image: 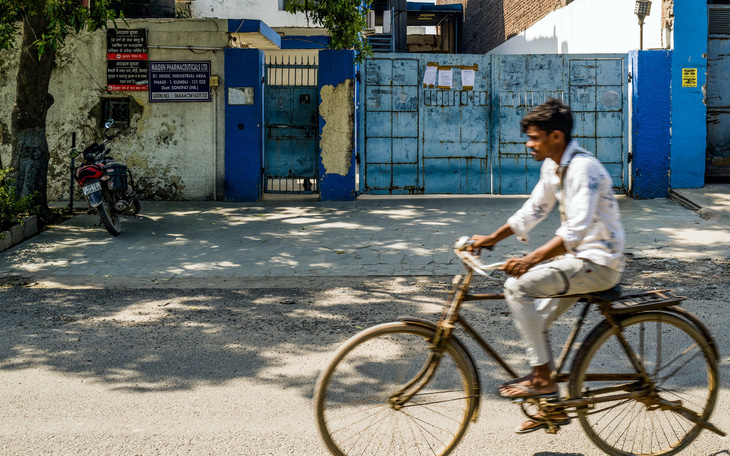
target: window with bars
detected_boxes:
[102,97,131,129]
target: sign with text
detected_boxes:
[107,28,148,91]
[149,61,211,102]
[107,60,149,91]
[682,68,698,88]
[107,29,148,60]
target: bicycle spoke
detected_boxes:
[659,386,708,412]
[401,409,449,453]
[401,395,474,410]
[340,407,389,454]
[657,346,701,384]
[330,404,390,437]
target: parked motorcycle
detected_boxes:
[70,119,141,236]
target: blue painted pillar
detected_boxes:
[630,50,671,199]
[670,0,708,189]
[224,48,264,201]
[318,49,357,201]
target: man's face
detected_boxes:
[525,125,562,162]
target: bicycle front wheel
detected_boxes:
[314,322,479,456]
[569,311,719,456]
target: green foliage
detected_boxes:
[0,0,122,57]
[0,168,35,233]
[285,0,373,62]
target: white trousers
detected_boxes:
[504,257,621,366]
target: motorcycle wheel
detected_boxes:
[130,196,141,215]
[98,200,121,236]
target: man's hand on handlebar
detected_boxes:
[468,235,496,252]
[501,256,539,278]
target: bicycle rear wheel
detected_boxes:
[314,322,479,456]
[569,311,719,456]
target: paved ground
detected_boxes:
[1,190,729,287]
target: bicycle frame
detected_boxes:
[437,268,650,392]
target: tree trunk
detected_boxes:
[10,3,56,212]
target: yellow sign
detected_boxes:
[682,68,697,88]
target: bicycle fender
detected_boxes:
[398,316,482,421]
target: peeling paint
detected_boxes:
[320,79,354,176]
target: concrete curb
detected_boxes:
[0,215,38,253]
[668,189,701,211]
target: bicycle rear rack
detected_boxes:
[608,289,686,314]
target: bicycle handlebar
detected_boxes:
[454,236,505,278]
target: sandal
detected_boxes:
[499,383,559,399]
[515,417,571,434]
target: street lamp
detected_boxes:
[635,0,652,50]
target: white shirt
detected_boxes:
[507,140,625,272]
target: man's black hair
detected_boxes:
[520,98,573,143]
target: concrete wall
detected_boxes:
[670,0,707,188]
[490,0,664,54]
[630,50,671,199]
[0,19,228,201]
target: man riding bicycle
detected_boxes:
[470,98,625,433]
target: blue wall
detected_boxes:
[670,0,708,189]
[318,49,358,201]
[630,50,672,199]
[224,48,264,201]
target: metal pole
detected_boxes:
[639,17,645,50]
[69,132,76,213]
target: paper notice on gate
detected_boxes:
[437,67,452,90]
[461,69,475,90]
[423,65,437,88]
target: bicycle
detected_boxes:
[314,237,725,456]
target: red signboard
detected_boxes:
[107,53,149,60]
[107,85,149,91]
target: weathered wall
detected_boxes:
[0,19,228,201]
[489,0,664,54]
[318,50,357,201]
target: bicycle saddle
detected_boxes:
[584,285,622,303]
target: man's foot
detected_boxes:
[499,383,559,399]
[515,412,570,434]
[499,363,557,398]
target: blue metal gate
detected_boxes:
[264,54,319,193]
[360,53,628,194]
